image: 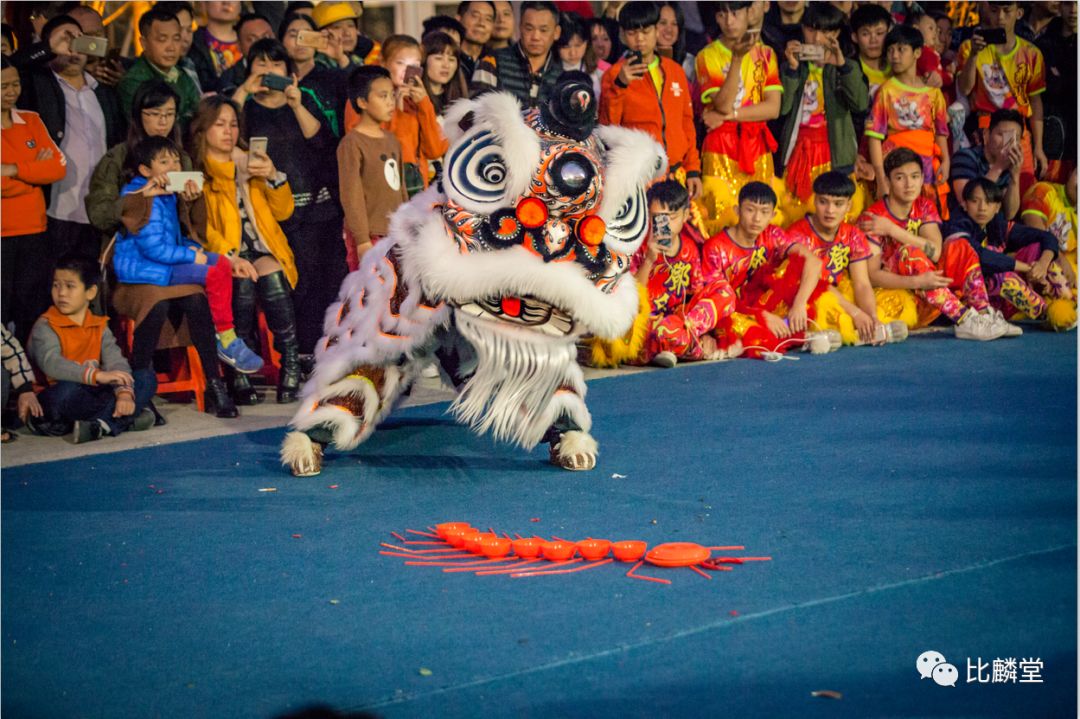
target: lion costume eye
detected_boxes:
[604,188,647,243]
[445,130,509,211]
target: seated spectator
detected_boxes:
[950,109,1025,220]
[787,171,915,345]
[235,37,342,381]
[600,2,700,198]
[216,13,275,95]
[338,66,407,270]
[1022,168,1077,288]
[457,1,496,78]
[865,25,950,216]
[702,182,828,359]
[696,1,782,231]
[588,16,623,65]
[13,14,126,263]
[2,326,43,441]
[187,0,242,92]
[957,2,1047,190]
[556,12,602,97]
[775,2,868,225]
[279,12,346,137]
[945,177,1074,330]
[423,31,469,118]
[190,96,301,405]
[379,35,449,197]
[490,1,516,51]
[422,16,464,47]
[630,180,736,368]
[154,2,202,93]
[117,7,200,128]
[312,1,379,70]
[27,256,157,443]
[1,55,67,344]
[472,1,564,109]
[858,147,1013,340]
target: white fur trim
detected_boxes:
[554,430,598,470]
[280,431,319,475]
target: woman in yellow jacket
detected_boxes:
[190,96,302,404]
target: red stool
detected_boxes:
[256,309,282,385]
[117,317,206,412]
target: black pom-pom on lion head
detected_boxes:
[541,72,597,141]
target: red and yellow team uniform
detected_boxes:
[695,41,782,231]
[786,216,917,343]
[865,78,951,217]
[702,225,826,358]
[957,36,1046,187]
[860,197,991,326]
[630,226,736,361]
[1022,181,1077,276]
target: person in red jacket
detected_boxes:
[1,55,67,343]
[599,2,700,199]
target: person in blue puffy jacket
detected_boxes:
[115,136,264,373]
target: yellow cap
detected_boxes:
[312,2,361,29]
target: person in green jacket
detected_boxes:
[117,7,201,129]
[775,2,869,227]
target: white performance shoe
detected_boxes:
[954,310,1007,341]
[987,308,1023,337]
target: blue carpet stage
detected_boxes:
[3,332,1076,718]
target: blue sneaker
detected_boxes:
[217,337,264,374]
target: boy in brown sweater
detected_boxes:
[338,65,408,271]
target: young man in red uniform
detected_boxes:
[857,147,1014,340]
[702,182,828,358]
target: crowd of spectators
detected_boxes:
[0,0,1076,446]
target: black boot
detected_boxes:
[258,271,301,404]
[230,277,261,406]
[206,377,239,418]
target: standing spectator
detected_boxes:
[422,31,470,117]
[1,55,67,344]
[457,1,496,78]
[190,95,302,404]
[849,4,893,118]
[472,1,564,109]
[490,1,517,51]
[236,38,343,381]
[422,16,465,47]
[381,35,449,196]
[14,15,125,263]
[68,6,125,90]
[280,12,346,138]
[556,12,602,96]
[599,2,700,199]
[1034,1,1076,183]
[117,7,201,128]
[695,1,782,231]
[761,0,805,56]
[1017,1,1061,41]
[950,109,1025,220]
[775,2,868,225]
[312,1,379,70]
[656,1,690,78]
[154,2,203,94]
[2,327,43,441]
[216,13,275,95]
[187,0,242,92]
[957,2,1047,190]
[588,16,623,64]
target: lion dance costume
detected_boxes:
[280,74,666,477]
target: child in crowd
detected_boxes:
[866,25,951,217]
[702,182,828,358]
[338,66,408,271]
[858,148,1014,340]
[380,34,449,197]
[775,2,868,225]
[28,257,157,443]
[786,171,913,345]
[907,10,951,99]
[600,2,701,199]
[695,1,782,232]
[1022,169,1077,289]
[945,177,1075,330]
[957,1,1047,190]
[631,180,736,368]
[114,136,264,374]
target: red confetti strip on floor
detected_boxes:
[511,558,612,578]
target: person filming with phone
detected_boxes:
[950,109,1026,222]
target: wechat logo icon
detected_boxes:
[917,650,958,687]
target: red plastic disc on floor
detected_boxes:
[644,542,710,567]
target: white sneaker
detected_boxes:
[987,309,1023,337]
[651,351,678,368]
[954,310,1006,341]
[855,320,909,346]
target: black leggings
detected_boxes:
[131,295,221,381]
